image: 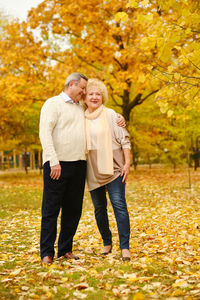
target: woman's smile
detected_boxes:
[85,86,103,112]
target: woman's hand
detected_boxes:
[121,163,130,183]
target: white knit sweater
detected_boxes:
[39,95,86,166]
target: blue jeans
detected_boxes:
[90,176,130,249]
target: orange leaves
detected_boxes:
[0,0,200,146]
[1,167,200,298]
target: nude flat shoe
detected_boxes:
[101,245,112,255]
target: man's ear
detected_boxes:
[69,80,75,88]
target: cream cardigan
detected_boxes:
[85,107,131,191]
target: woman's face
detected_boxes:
[85,86,103,112]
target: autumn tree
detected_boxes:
[122,0,200,115]
[0,16,52,149]
[1,0,200,161]
[26,0,165,121]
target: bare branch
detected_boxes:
[74,52,103,71]
[113,57,123,69]
[110,93,123,107]
[187,58,200,72]
[140,89,159,103]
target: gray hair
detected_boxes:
[65,72,88,87]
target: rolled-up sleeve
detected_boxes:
[111,111,131,149]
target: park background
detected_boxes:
[0,0,200,299]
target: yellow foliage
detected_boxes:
[140,0,149,6]
[133,292,145,300]
[1,0,200,142]
[115,12,128,22]
[126,0,138,8]
[167,110,174,117]
[172,289,185,296]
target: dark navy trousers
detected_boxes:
[40,160,86,259]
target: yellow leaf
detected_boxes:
[138,74,146,83]
[182,8,190,17]
[145,14,153,21]
[49,264,58,269]
[186,28,192,35]
[167,110,174,117]
[10,268,22,277]
[30,295,40,299]
[172,289,185,296]
[166,88,175,97]
[145,256,153,263]
[141,37,156,50]
[167,66,174,73]
[174,73,181,80]
[159,102,168,114]
[115,12,128,22]
[126,275,153,282]
[159,46,172,63]
[172,279,188,288]
[141,0,149,6]
[133,292,145,300]
[61,277,69,282]
[126,0,138,8]
[0,234,9,239]
[125,273,137,280]
[46,292,52,298]
[21,286,29,291]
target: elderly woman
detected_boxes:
[84,78,131,261]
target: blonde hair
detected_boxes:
[86,78,108,104]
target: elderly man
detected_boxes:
[39,73,88,264]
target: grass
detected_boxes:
[0,166,200,299]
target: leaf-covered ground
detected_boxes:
[0,166,200,300]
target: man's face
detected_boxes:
[70,78,87,102]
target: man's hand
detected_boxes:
[50,164,61,180]
[120,163,130,183]
[117,114,126,128]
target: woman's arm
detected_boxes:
[121,148,131,183]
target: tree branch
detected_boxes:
[74,52,103,71]
[187,58,200,72]
[107,82,123,107]
[140,89,159,103]
[110,93,123,107]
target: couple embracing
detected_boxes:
[39,73,131,265]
